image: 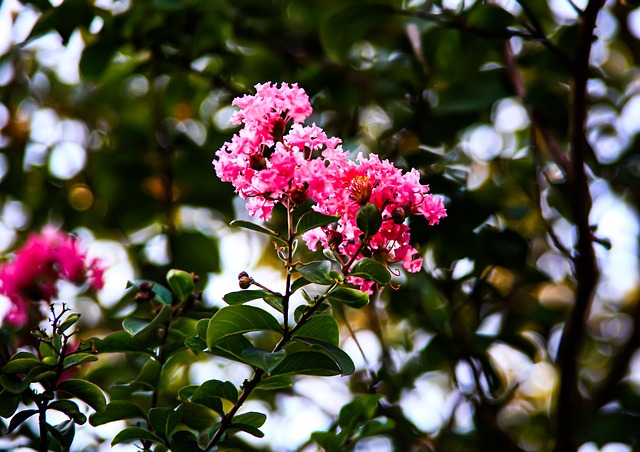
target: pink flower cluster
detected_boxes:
[0,228,104,327]
[214,82,446,289]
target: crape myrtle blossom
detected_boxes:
[213,82,446,290]
[0,227,104,327]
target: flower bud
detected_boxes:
[326,230,343,247]
[271,117,286,141]
[249,152,267,171]
[391,207,407,224]
[238,271,252,289]
[289,183,309,205]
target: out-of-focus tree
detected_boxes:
[1,0,640,450]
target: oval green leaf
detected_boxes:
[297,261,335,285]
[350,258,391,285]
[57,379,107,412]
[293,315,339,346]
[206,305,281,349]
[328,286,370,309]
[111,427,165,447]
[271,351,341,377]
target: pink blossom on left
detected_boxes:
[0,227,104,327]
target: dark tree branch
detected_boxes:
[554,1,605,451]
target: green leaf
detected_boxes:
[79,42,117,80]
[133,358,162,389]
[297,261,335,285]
[173,230,221,275]
[89,401,147,426]
[350,258,391,285]
[149,407,181,440]
[8,409,38,433]
[312,431,342,451]
[0,375,30,394]
[338,394,382,434]
[206,305,281,349]
[223,289,285,312]
[0,390,21,417]
[122,317,150,335]
[291,337,355,376]
[229,423,264,438]
[58,313,81,334]
[89,331,152,354]
[177,385,198,402]
[292,315,339,346]
[234,411,267,428]
[185,336,207,352]
[167,269,195,302]
[271,352,341,377]
[127,280,173,305]
[295,211,339,236]
[191,379,238,415]
[230,220,286,244]
[196,318,208,338]
[322,3,396,64]
[240,348,287,373]
[437,69,511,114]
[58,379,107,412]
[466,3,516,37]
[62,353,98,370]
[2,357,43,374]
[291,277,311,293]
[49,400,87,424]
[223,290,272,305]
[209,334,254,363]
[47,419,75,450]
[38,340,59,361]
[256,375,292,390]
[356,203,382,238]
[111,427,165,446]
[358,418,396,438]
[328,286,370,309]
[31,370,57,382]
[134,305,173,345]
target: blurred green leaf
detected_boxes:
[230,220,287,245]
[322,3,396,64]
[111,427,165,447]
[338,394,382,435]
[90,401,147,426]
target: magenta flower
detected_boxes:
[213,82,446,291]
[0,227,104,327]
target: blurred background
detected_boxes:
[1,0,640,450]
